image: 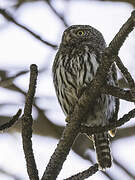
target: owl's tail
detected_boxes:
[92,132,112,170]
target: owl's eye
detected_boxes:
[77,30,85,36]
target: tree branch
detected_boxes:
[46,1,69,27]
[115,56,135,88]
[0,109,21,131]
[114,125,135,140]
[0,9,57,49]
[101,85,134,102]
[64,164,98,180]
[0,167,23,180]
[21,64,39,180]
[113,158,135,179]
[0,70,28,88]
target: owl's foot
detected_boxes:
[65,116,70,123]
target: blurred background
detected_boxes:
[0,0,135,179]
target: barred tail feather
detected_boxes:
[93,132,112,170]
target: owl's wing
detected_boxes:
[108,63,119,137]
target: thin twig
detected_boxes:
[101,85,134,102]
[21,64,39,180]
[115,56,135,88]
[101,171,115,180]
[0,109,21,131]
[115,56,135,100]
[0,9,57,49]
[113,158,135,179]
[116,125,135,140]
[0,167,23,180]
[46,1,69,27]
[99,0,135,8]
[0,70,28,87]
[64,164,98,180]
[42,10,135,180]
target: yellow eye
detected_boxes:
[77,30,85,36]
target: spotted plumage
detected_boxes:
[52,25,117,169]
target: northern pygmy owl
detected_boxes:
[52,25,117,169]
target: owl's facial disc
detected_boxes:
[62,26,88,45]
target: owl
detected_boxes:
[52,25,117,170]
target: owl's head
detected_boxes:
[61,25,106,49]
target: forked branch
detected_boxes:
[21,64,39,180]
